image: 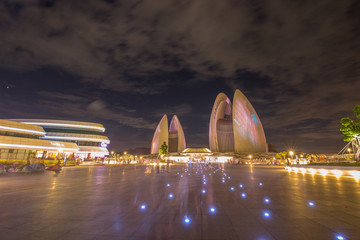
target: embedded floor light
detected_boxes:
[336,234,345,240]
[184,216,191,224]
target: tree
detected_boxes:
[276,151,287,161]
[159,141,168,156]
[340,105,360,160]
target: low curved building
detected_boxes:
[209,89,267,153]
[0,119,78,161]
[9,119,109,159]
[151,114,186,154]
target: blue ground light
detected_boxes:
[241,193,246,198]
[259,182,263,186]
[263,211,270,218]
[140,204,146,210]
[230,187,235,191]
[209,207,216,213]
[308,201,315,207]
[167,183,170,187]
[264,198,270,203]
[184,216,191,224]
[336,234,346,240]
[202,190,206,194]
[169,194,173,198]
[239,184,243,188]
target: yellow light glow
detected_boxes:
[22,122,105,131]
[0,125,45,135]
[309,168,317,175]
[349,171,360,182]
[249,155,252,159]
[347,148,351,152]
[293,168,299,173]
[43,136,110,143]
[289,151,294,156]
[300,168,306,174]
[331,170,342,178]
[124,151,127,155]
[319,169,328,176]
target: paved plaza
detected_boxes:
[0,164,359,240]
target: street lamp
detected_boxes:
[124,151,127,155]
[289,151,294,163]
[347,148,351,153]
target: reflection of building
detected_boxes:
[0,119,78,161]
[151,115,186,154]
[209,89,267,153]
[10,119,109,159]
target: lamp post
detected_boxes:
[347,148,352,160]
[249,155,252,164]
[289,151,294,164]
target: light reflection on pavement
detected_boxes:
[0,163,359,240]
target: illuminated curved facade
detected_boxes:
[10,119,109,159]
[169,115,186,153]
[209,89,267,153]
[151,115,169,154]
[0,119,78,161]
[151,114,186,154]
[232,89,267,152]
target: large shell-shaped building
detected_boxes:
[151,114,186,154]
[209,89,267,153]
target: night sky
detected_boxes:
[1,0,360,153]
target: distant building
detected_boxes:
[0,119,78,161]
[167,148,233,162]
[9,119,109,159]
[151,115,186,154]
[209,89,267,153]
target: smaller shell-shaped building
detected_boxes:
[209,89,267,153]
[151,114,186,154]
[151,114,169,154]
[168,115,186,153]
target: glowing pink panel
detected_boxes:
[151,114,169,154]
[169,115,186,152]
[232,89,267,152]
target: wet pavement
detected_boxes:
[0,163,359,240]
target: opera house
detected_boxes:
[151,115,186,154]
[209,89,267,153]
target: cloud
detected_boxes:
[153,104,192,118]
[37,91,88,102]
[0,0,359,152]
